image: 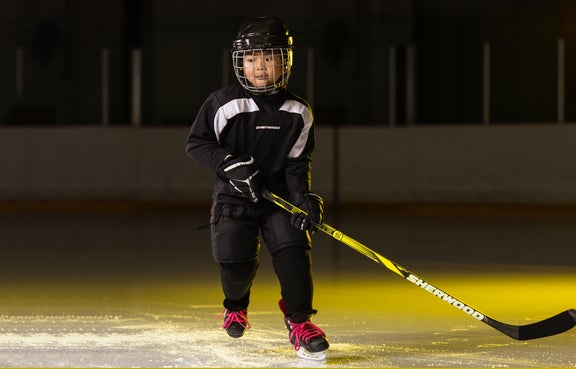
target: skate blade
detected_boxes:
[296,347,327,362]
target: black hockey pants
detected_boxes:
[210,201,316,321]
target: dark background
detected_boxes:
[2,0,576,281]
[2,0,576,126]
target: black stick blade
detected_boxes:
[485,309,576,340]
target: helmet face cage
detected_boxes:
[232,47,292,95]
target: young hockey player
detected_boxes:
[185,16,329,360]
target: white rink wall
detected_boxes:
[2,125,576,204]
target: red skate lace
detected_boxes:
[289,321,325,351]
[221,310,251,330]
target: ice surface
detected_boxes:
[0,210,575,367]
[0,274,574,368]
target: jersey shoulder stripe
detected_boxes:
[280,100,314,158]
[214,98,259,143]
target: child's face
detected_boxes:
[243,51,284,88]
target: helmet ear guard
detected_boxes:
[231,17,293,95]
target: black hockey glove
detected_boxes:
[218,155,263,203]
[289,192,324,232]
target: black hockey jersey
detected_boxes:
[186,84,315,204]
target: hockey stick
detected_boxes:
[262,190,576,340]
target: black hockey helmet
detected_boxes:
[232,16,293,51]
[231,16,293,95]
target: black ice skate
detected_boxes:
[222,309,250,338]
[279,299,329,361]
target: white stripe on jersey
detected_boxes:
[214,98,260,143]
[280,100,313,158]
